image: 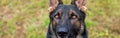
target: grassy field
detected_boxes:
[0,0,120,38]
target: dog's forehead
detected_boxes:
[50,5,85,18]
[56,5,79,12]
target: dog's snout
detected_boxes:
[57,28,68,36]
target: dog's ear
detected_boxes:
[48,0,63,12]
[71,0,87,11]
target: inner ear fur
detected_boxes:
[71,0,87,12]
[48,0,63,12]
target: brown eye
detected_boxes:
[54,15,59,19]
[72,15,77,19]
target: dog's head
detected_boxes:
[48,0,87,38]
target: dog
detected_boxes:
[47,0,88,38]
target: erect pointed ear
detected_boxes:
[71,0,87,12]
[48,0,63,12]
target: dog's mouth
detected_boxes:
[56,33,76,38]
[57,33,68,38]
[57,35,69,38]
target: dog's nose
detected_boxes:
[57,28,68,36]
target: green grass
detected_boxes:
[0,0,120,38]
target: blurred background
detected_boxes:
[0,0,120,38]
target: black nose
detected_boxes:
[57,28,68,36]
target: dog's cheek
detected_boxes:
[52,19,59,29]
[74,21,81,29]
[71,20,81,29]
[52,20,57,29]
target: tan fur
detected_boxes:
[48,0,58,12]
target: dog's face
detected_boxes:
[48,0,87,38]
[50,5,85,38]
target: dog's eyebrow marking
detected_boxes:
[55,9,62,14]
[70,9,77,14]
[69,9,79,18]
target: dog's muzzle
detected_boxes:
[56,27,69,38]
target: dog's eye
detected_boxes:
[71,15,77,19]
[54,15,59,19]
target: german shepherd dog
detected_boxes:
[47,0,88,38]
